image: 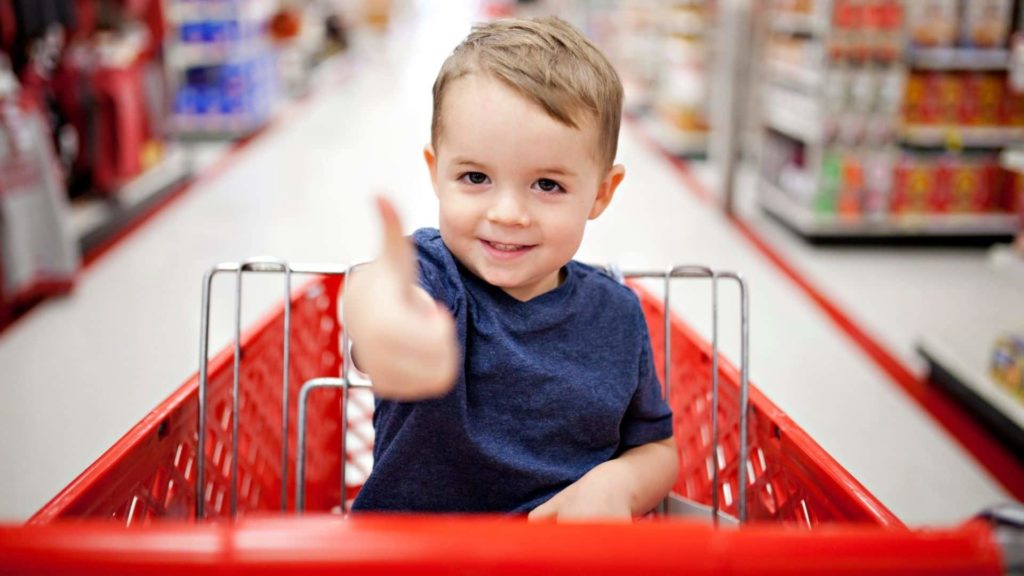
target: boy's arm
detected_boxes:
[527,436,679,522]
[343,196,459,400]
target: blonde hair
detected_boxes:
[431,16,623,169]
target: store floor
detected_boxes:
[0,4,1018,524]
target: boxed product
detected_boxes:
[817,149,843,214]
[891,154,937,213]
[907,0,959,48]
[902,73,929,124]
[935,73,965,126]
[837,152,864,216]
[999,77,1024,126]
[960,0,1013,48]
[1003,170,1024,213]
[991,334,1024,402]
[942,156,1001,213]
[962,73,1005,126]
[863,148,896,216]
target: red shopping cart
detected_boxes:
[2,260,1016,575]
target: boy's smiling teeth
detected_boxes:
[485,240,531,251]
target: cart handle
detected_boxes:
[0,516,1010,575]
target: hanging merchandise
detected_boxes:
[0,61,80,321]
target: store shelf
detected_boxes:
[759,178,1019,243]
[918,335,1024,456]
[664,11,707,37]
[641,115,709,158]
[770,13,823,36]
[1001,147,1024,173]
[907,48,1010,71]
[762,87,823,144]
[72,146,192,254]
[764,59,823,93]
[167,0,276,24]
[899,125,1024,148]
[167,42,265,68]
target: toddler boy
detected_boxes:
[345,16,678,520]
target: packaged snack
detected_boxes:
[931,154,955,213]
[962,73,1004,126]
[1000,170,1024,213]
[838,152,864,216]
[902,73,928,124]
[863,148,895,216]
[991,334,1024,402]
[907,0,959,48]
[935,73,965,126]
[999,77,1024,126]
[817,149,843,214]
[891,154,935,213]
[947,158,987,213]
[960,0,1013,48]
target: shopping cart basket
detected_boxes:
[4,260,1017,575]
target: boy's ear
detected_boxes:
[588,164,626,220]
[423,144,439,191]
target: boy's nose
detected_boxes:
[486,189,531,227]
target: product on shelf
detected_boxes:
[891,152,1011,214]
[906,0,959,48]
[168,0,280,137]
[991,334,1024,402]
[960,0,1013,49]
[760,0,1021,239]
[830,0,903,61]
[903,71,1024,128]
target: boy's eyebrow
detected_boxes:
[452,157,486,167]
[535,166,577,177]
[451,157,578,177]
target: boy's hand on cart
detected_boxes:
[527,460,633,522]
[344,195,459,400]
[528,438,677,523]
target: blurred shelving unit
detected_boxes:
[164,0,281,140]
[584,0,714,158]
[757,0,1024,245]
[915,102,1024,458]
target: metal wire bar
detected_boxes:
[296,378,343,514]
[295,376,373,514]
[614,266,720,522]
[718,272,750,523]
[196,262,347,520]
[710,272,721,526]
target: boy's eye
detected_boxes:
[460,172,490,185]
[534,178,564,193]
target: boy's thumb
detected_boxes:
[375,195,414,282]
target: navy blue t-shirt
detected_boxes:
[351,228,673,514]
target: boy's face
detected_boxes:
[425,74,625,302]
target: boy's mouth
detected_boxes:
[481,239,534,258]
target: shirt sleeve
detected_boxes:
[412,229,453,308]
[619,308,674,450]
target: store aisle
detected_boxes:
[0,3,1011,525]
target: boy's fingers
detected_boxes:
[375,195,415,286]
[527,496,560,522]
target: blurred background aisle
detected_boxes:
[0,0,1021,526]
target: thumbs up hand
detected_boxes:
[344,196,458,400]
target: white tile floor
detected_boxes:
[0,2,1018,524]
